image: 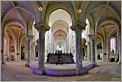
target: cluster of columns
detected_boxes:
[33,20,97,73]
[88,31,121,64]
[71,21,97,68]
[33,20,88,74]
[1,26,34,67]
[1,23,101,69]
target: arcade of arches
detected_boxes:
[1,1,121,80]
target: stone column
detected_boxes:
[76,30,82,68]
[25,35,34,67]
[71,22,87,69]
[7,40,10,61]
[1,33,5,64]
[106,42,109,62]
[33,22,49,75]
[88,34,97,66]
[102,42,107,62]
[39,31,45,66]
[31,42,35,61]
[87,42,91,61]
[16,40,20,62]
[118,28,121,64]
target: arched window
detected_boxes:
[82,19,90,41]
[110,37,116,55]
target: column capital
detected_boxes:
[31,42,36,46]
[88,34,96,40]
[26,35,34,41]
[71,21,87,32]
[34,21,50,32]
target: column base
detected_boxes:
[44,68,88,76]
[25,63,30,67]
[32,68,45,75]
[33,67,89,76]
[77,68,88,75]
[92,63,98,67]
[117,61,121,64]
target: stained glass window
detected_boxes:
[110,37,116,55]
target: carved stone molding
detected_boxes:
[88,34,96,40]
[26,35,34,41]
[71,21,87,31]
[34,21,50,32]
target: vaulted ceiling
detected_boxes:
[1,1,121,35]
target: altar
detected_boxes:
[46,51,75,64]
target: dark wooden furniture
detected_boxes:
[46,52,75,64]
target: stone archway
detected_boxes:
[4,30,16,61]
[20,37,27,61]
[53,29,67,53]
[44,9,75,63]
[96,19,119,62]
[96,42,102,60]
[21,43,25,60]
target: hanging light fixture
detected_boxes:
[77,8,81,13]
[38,5,43,12]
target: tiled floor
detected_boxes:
[1,61,121,81]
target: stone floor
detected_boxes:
[1,61,121,81]
[31,61,93,69]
